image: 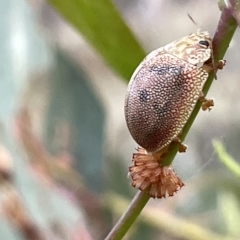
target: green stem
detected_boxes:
[105,6,237,240]
[105,191,150,240]
[104,192,239,240]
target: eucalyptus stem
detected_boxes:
[105,191,150,240]
[105,6,237,240]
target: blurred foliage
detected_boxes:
[47,0,146,80]
[0,0,240,240]
[44,51,105,193]
[213,140,240,179]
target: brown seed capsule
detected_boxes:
[128,147,184,198]
[124,30,220,198]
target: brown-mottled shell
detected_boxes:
[125,31,213,153]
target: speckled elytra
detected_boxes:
[124,30,225,198]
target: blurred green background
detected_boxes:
[0,0,240,239]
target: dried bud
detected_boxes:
[129,147,184,198]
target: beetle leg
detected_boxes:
[203,59,226,79]
[216,60,226,70]
[173,137,188,153]
[199,92,214,111]
[202,63,214,74]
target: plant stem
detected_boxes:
[105,190,150,240]
[105,6,237,240]
[104,192,239,240]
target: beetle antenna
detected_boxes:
[187,13,198,26]
[187,13,201,33]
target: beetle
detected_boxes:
[125,30,225,198]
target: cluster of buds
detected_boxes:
[128,147,184,198]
